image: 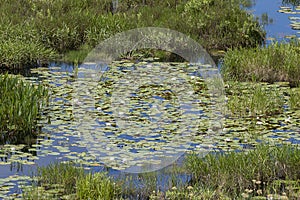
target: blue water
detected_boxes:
[251,0,300,43]
[1,0,300,197]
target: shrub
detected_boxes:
[0,24,57,68]
[182,0,265,51]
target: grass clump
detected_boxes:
[289,87,300,110]
[226,83,284,117]
[222,43,300,86]
[23,162,121,200]
[76,173,121,200]
[185,144,300,199]
[0,73,48,142]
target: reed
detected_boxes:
[222,43,300,86]
[185,144,300,199]
[0,73,48,138]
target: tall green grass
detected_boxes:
[0,73,48,139]
[76,172,121,200]
[182,0,265,51]
[289,87,300,110]
[222,43,300,86]
[185,144,300,199]
[23,162,121,200]
[227,83,284,117]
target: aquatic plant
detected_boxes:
[185,144,300,199]
[0,73,48,140]
[226,82,285,117]
[23,162,122,200]
[183,0,265,51]
[0,0,265,66]
[0,24,57,68]
[222,42,300,86]
[76,172,121,200]
[289,87,300,110]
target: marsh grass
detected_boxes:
[182,0,265,51]
[0,73,48,141]
[0,0,265,67]
[0,24,57,68]
[227,83,284,117]
[76,172,121,200]
[23,162,121,200]
[289,87,300,110]
[37,162,84,195]
[185,144,300,199]
[222,43,300,86]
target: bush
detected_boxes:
[182,0,265,51]
[0,0,266,66]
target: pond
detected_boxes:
[252,0,300,43]
[1,0,300,198]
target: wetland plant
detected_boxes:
[0,73,48,142]
[222,43,300,86]
[227,83,284,117]
[289,87,300,110]
[23,162,122,200]
[184,144,300,199]
[0,0,265,66]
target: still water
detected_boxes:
[0,0,300,198]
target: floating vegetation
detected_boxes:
[0,61,300,198]
[0,73,48,143]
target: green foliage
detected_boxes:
[183,0,265,51]
[36,162,84,195]
[186,144,300,199]
[226,83,284,117]
[23,162,121,200]
[76,173,121,200]
[0,24,57,68]
[289,87,300,110]
[222,43,300,86]
[0,73,48,140]
[0,0,265,66]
